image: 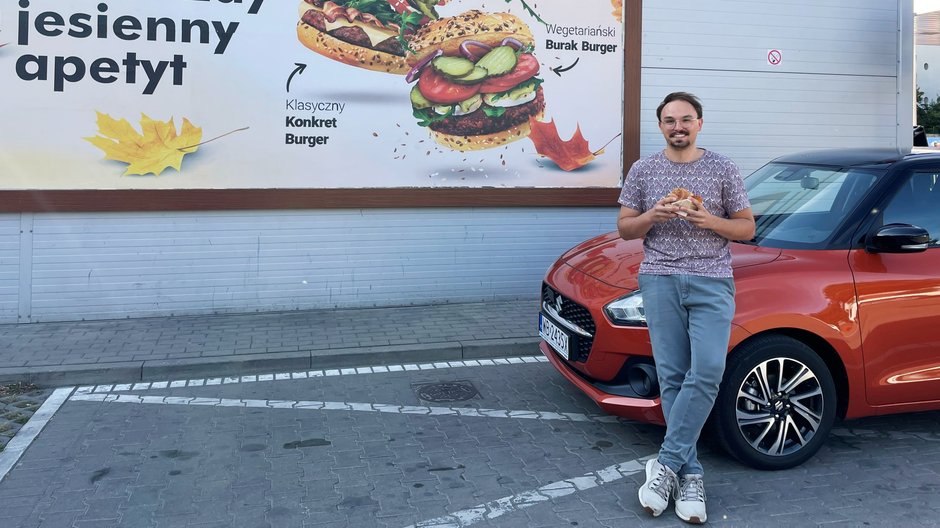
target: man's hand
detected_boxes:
[676,196,712,228]
[649,194,681,225]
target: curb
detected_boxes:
[0,338,541,388]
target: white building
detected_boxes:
[0,0,914,323]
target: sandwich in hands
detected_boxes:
[404,10,546,151]
[297,0,450,74]
[668,187,702,217]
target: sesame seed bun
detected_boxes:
[407,10,535,67]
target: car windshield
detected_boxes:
[744,162,881,247]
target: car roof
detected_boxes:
[771,148,940,169]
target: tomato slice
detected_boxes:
[388,1,431,26]
[418,67,481,105]
[479,54,540,94]
[387,0,411,14]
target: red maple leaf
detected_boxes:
[528,117,597,171]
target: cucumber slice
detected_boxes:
[483,89,537,108]
[410,85,433,110]
[432,56,475,78]
[457,94,482,115]
[506,80,539,100]
[452,66,489,85]
[433,104,455,115]
[482,78,542,107]
[475,46,517,77]
[434,95,483,116]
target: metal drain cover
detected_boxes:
[413,381,479,403]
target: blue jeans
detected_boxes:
[638,274,735,477]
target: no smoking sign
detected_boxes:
[767,49,782,65]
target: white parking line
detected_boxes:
[72,356,550,395]
[68,393,622,423]
[60,357,652,527]
[406,457,652,528]
[0,387,74,483]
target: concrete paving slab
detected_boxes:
[0,301,539,387]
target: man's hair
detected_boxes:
[656,92,703,121]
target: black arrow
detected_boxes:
[286,63,307,93]
[551,57,579,77]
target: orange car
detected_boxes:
[539,148,940,470]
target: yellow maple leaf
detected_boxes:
[85,112,203,176]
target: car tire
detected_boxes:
[712,334,837,470]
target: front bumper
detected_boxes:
[540,341,665,425]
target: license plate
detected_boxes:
[539,313,569,360]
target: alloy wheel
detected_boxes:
[734,357,825,457]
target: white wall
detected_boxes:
[917,45,940,101]
[2,208,615,323]
[0,215,20,322]
[641,0,909,173]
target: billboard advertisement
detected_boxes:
[0,0,628,192]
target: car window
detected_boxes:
[883,171,940,246]
[749,168,845,214]
[746,163,879,245]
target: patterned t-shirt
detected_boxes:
[618,149,751,278]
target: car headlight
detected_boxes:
[604,291,647,326]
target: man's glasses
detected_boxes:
[660,117,699,129]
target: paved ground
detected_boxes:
[0,300,538,462]
[1,301,940,526]
[1,358,939,527]
[0,300,539,387]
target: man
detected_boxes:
[617,92,755,524]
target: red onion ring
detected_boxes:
[459,40,493,62]
[405,49,443,83]
[500,37,524,50]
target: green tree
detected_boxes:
[917,85,926,125]
[916,85,940,134]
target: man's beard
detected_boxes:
[668,133,692,149]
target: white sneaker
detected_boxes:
[638,458,677,517]
[675,474,707,524]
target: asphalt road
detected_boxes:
[1,356,938,527]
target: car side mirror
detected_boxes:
[866,223,930,253]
